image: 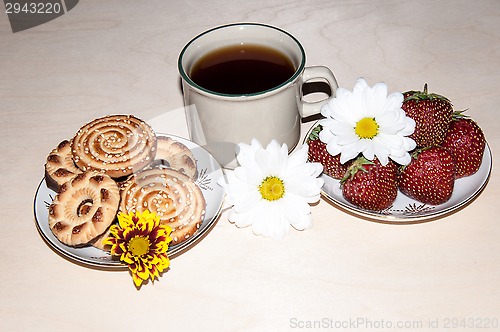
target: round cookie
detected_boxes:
[48,171,120,247]
[71,114,157,178]
[91,225,113,252]
[119,167,206,245]
[45,140,82,191]
[152,137,198,179]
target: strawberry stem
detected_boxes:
[452,109,469,121]
[308,124,323,140]
[340,156,374,184]
[403,83,451,104]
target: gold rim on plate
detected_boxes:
[33,133,225,269]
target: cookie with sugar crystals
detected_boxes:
[119,167,206,245]
[149,136,198,179]
[71,114,157,178]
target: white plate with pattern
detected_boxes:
[33,134,225,268]
[306,123,492,223]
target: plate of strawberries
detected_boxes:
[307,84,492,222]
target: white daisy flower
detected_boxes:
[218,139,324,240]
[319,78,416,166]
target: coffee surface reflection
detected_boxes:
[190,44,296,95]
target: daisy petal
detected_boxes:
[319,78,416,166]
[390,152,412,166]
[222,138,324,240]
[340,146,360,164]
[283,195,313,230]
[385,92,404,110]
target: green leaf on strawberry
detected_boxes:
[402,83,453,148]
[341,156,398,211]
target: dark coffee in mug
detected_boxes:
[190,44,296,95]
[179,23,338,168]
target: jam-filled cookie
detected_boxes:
[48,171,120,247]
[44,140,82,191]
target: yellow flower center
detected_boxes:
[355,117,379,139]
[128,236,150,257]
[259,176,285,201]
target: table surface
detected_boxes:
[1,1,499,331]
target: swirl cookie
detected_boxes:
[71,114,157,178]
[48,171,120,247]
[151,136,198,179]
[120,167,206,245]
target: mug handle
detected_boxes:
[299,66,339,118]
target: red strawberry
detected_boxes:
[341,157,398,211]
[442,112,486,178]
[307,125,349,179]
[398,147,455,205]
[402,84,453,147]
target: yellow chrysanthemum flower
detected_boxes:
[103,210,172,287]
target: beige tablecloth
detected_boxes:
[1,1,499,331]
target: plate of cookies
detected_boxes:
[34,114,225,268]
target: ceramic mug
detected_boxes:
[178,23,338,169]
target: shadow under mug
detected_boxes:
[178,23,338,169]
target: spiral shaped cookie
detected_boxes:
[151,136,197,179]
[45,140,82,191]
[120,167,206,245]
[48,171,120,247]
[71,115,157,178]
